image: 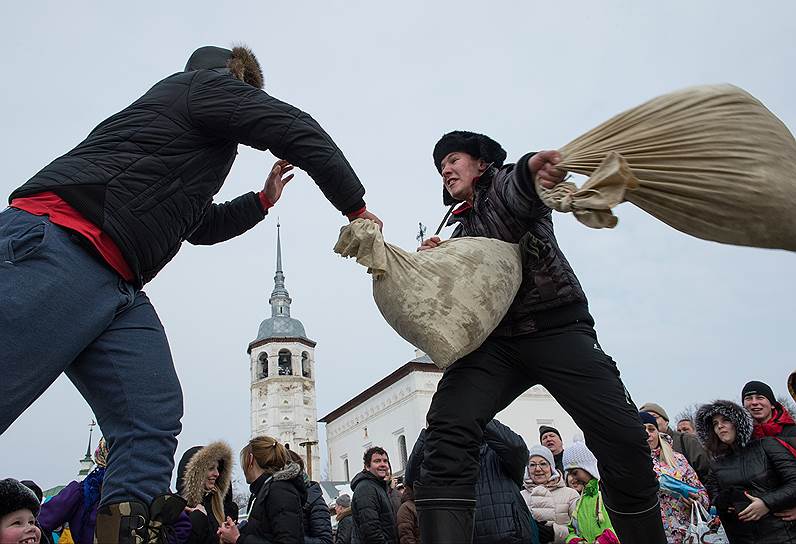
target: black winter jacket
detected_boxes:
[707,437,796,543]
[304,481,333,544]
[447,158,590,337]
[11,59,365,286]
[334,509,354,544]
[350,470,398,544]
[407,421,538,544]
[239,465,307,544]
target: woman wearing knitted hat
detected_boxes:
[561,441,618,544]
[639,412,709,544]
[695,400,796,543]
[38,438,109,544]
[522,445,580,543]
[0,478,41,544]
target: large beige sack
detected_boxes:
[334,219,522,368]
[537,84,796,251]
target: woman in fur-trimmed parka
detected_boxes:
[696,400,796,543]
[177,442,239,544]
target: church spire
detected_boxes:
[269,222,292,318]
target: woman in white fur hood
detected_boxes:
[521,444,580,543]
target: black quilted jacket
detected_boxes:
[447,155,591,337]
[11,62,365,286]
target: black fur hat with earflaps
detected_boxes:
[433,131,507,205]
[185,45,264,89]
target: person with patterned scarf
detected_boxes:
[38,439,108,544]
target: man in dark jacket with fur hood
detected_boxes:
[0,44,381,544]
[415,131,666,543]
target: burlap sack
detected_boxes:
[536,84,796,251]
[334,219,522,368]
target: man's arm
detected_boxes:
[498,151,565,222]
[187,71,366,216]
[482,420,529,486]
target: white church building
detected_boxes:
[320,352,581,482]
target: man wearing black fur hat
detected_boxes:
[415,131,666,543]
[1,45,381,543]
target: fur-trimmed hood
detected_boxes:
[695,400,755,449]
[177,441,233,522]
[271,461,302,482]
[184,45,264,89]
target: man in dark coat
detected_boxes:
[334,494,354,544]
[741,380,796,523]
[350,447,398,544]
[408,421,544,544]
[415,131,666,543]
[0,44,381,544]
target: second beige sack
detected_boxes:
[334,219,522,368]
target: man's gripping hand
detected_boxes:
[529,150,566,189]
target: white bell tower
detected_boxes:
[248,223,321,480]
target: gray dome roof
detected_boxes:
[256,316,307,341]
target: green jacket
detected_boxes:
[566,479,617,543]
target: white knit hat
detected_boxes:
[562,440,600,480]
[528,444,559,480]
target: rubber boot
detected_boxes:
[415,483,476,544]
[606,501,667,544]
[94,501,149,544]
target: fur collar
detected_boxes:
[272,461,302,481]
[228,46,264,89]
[178,441,233,521]
[695,400,754,449]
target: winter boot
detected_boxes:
[94,501,149,544]
[415,483,476,544]
[605,501,667,544]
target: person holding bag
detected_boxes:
[640,412,709,543]
[695,400,796,543]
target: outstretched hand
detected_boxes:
[216,516,240,543]
[262,159,294,206]
[529,150,566,189]
[350,209,384,231]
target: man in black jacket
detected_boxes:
[415,131,666,543]
[350,447,398,544]
[408,420,547,544]
[0,45,381,544]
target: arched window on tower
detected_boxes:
[278,349,292,375]
[343,458,350,482]
[398,435,408,470]
[257,352,268,379]
[302,352,311,378]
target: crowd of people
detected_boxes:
[2,377,794,544]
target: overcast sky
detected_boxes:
[1,1,793,490]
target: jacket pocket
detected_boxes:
[5,220,48,264]
[132,176,183,216]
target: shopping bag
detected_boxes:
[685,503,729,544]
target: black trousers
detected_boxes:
[418,322,659,516]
